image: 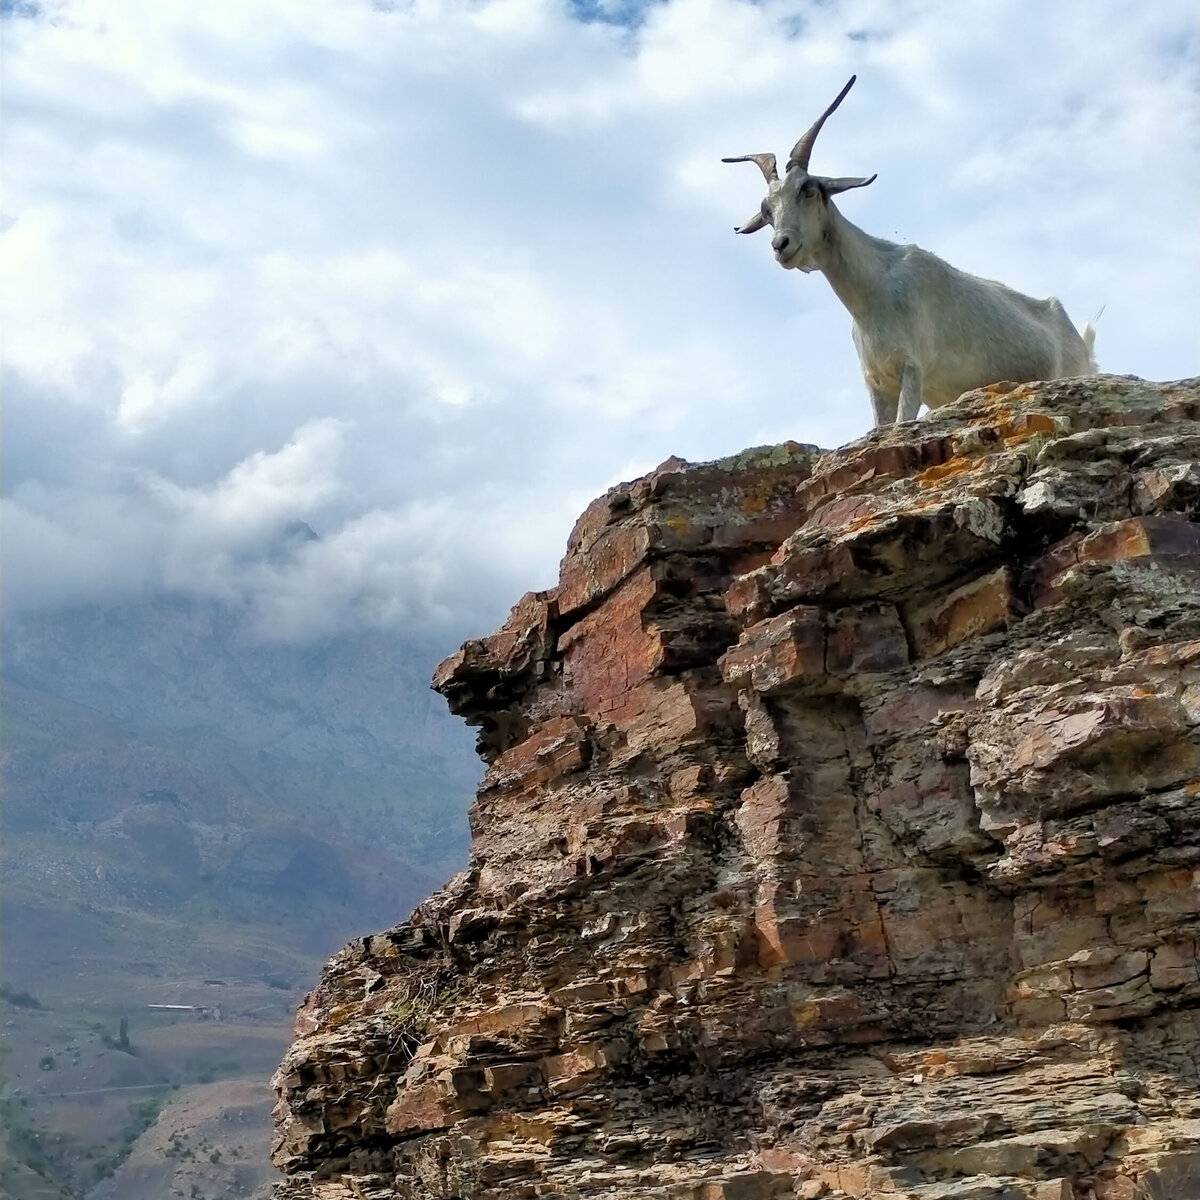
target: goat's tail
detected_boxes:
[1082,304,1105,372]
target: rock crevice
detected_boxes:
[273,377,1200,1200]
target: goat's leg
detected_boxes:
[868,386,898,429]
[896,362,923,423]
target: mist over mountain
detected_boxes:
[4,596,476,785]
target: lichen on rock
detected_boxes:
[272,376,1200,1200]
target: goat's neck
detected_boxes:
[818,206,897,324]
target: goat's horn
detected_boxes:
[721,153,778,184]
[734,211,769,235]
[820,173,877,195]
[788,75,857,172]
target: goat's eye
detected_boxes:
[760,199,771,221]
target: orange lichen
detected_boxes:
[740,488,769,516]
[962,402,1058,447]
[977,382,1022,400]
[916,456,980,488]
[1000,412,1060,444]
[844,512,885,535]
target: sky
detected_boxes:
[3,0,1198,643]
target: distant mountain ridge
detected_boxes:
[4,598,476,778]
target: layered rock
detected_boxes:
[272,376,1200,1200]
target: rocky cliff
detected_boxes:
[271,376,1200,1200]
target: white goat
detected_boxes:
[724,76,1097,428]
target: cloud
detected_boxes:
[146,418,347,544]
[3,0,1197,640]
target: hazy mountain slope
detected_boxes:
[0,598,480,1198]
[0,1117,77,1200]
[86,1078,277,1200]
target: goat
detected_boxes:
[724,76,1097,428]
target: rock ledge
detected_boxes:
[273,376,1200,1200]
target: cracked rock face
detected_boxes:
[272,377,1200,1200]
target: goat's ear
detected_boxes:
[734,212,769,234]
[820,173,877,195]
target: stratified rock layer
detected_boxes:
[273,377,1200,1200]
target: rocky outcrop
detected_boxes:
[272,376,1200,1200]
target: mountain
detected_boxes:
[0,599,480,1199]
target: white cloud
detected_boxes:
[149,417,347,539]
[3,0,1197,640]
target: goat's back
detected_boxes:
[895,250,1094,406]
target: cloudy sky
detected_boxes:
[4,0,1197,642]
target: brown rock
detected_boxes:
[559,567,668,713]
[1149,939,1200,990]
[385,1081,451,1135]
[1033,1181,1074,1200]
[273,377,1200,1200]
[906,565,1015,659]
[720,607,827,695]
[1092,1177,1138,1200]
[825,603,909,675]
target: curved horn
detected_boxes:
[734,211,769,235]
[721,153,778,184]
[819,173,877,195]
[788,75,857,172]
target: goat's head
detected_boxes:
[723,75,876,272]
